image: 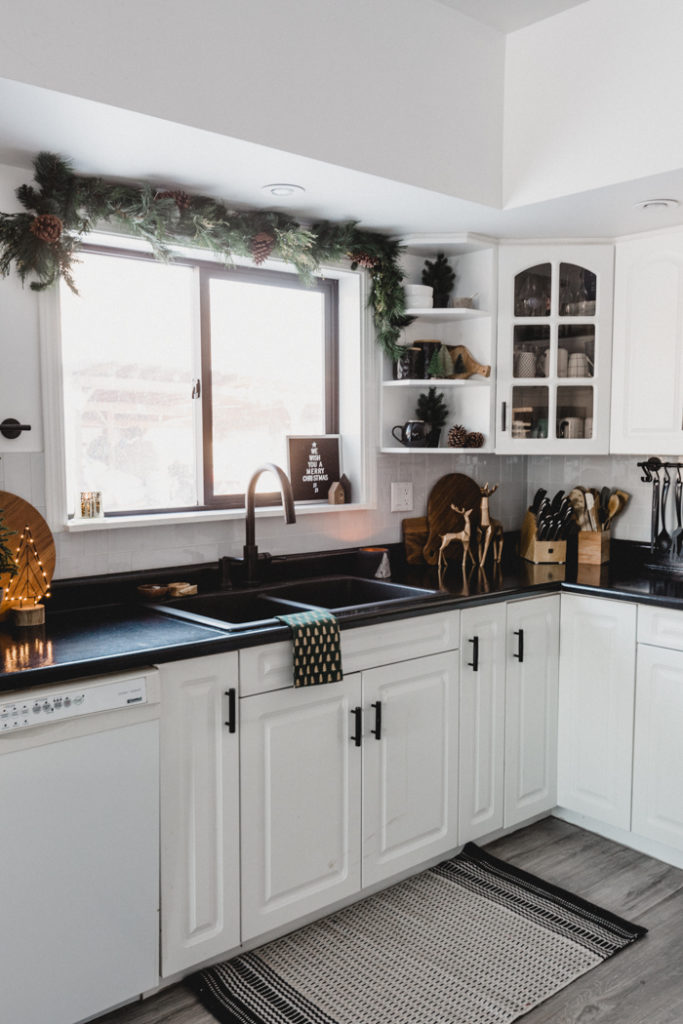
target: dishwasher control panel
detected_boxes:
[0,675,149,732]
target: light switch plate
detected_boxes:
[391,481,414,513]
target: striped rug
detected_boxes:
[188,842,646,1024]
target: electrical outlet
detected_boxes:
[391,482,414,513]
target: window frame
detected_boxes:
[57,243,340,517]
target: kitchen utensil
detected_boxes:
[422,473,481,565]
[550,489,565,514]
[585,491,597,531]
[391,420,426,446]
[656,466,672,553]
[651,473,660,552]
[671,469,683,559]
[530,488,547,515]
[606,492,620,527]
[568,487,588,530]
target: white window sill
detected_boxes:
[64,501,374,531]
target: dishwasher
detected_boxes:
[0,667,160,1024]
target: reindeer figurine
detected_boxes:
[477,482,504,566]
[438,505,476,574]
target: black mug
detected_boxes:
[392,420,426,446]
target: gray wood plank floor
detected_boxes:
[97,818,683,1024]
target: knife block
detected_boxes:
[520,510,567,564]
[577,529,610,564]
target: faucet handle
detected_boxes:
[217,556,234,590]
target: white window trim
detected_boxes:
[40,232,378,532]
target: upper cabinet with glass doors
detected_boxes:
[495,245,614,454]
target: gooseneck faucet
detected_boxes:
[244,463,296,584]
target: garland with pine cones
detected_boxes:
[0,152,412,356]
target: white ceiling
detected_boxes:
[430,0,588,33]
[1,76,683,243]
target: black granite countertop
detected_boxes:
[1,540,681,692]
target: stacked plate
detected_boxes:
[404,283,433,308]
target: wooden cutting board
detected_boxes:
[423,474,481,565]
[402,516,428,564]
[0,491,56,618]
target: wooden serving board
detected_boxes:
[445,345,491,380]
[402,516,428,564]
[0,491,56,619]
[423,473,481,565]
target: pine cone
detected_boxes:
[447,425,467,448]
[465,431,485,448]
[30,214,63,244]
[348,250,379,270]
[251,231,276,265]
[155,190,192,210]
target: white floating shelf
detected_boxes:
[405,307,490,322]
[383,378,491,388]
[380,445,494,455]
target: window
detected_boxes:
[58,247,339,515]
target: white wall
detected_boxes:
[504,0,683,207]
[0,0,504,207]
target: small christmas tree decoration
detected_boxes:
[465,431,485,448]
[29,213,63,244]
[416,386,448,447]
[250,231,276,265]
[421,252,455,308]
[427,343,454,378]
[5,523,51,625]
[447,424,468,448]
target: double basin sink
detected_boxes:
[154,575,440,631]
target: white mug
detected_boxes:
[559,417,584,439]
[557,347,569,377]
[584,417,593,438]
[567,352,590,377]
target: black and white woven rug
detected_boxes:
[188,842,647,1024]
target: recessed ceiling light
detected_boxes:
[634,198,680,210]
[262,183,306,198]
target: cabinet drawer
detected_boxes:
[240,610,460,696]
[638,605,683,650]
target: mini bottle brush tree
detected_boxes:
[0,510,17,584]
[4,524,51,611]
[422,252,456,308]
[416,386,449,447]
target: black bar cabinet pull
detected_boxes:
[224,688,237,732]
[513,629,524,662]
[467,636,479,672]
[501,401,507,432]
[350,706,362,747]
[371,701,382,740]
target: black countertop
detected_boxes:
[1,541,681,692]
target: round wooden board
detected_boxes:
[0,491,56,618]
[423,473,482,565]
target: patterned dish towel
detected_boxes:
[276,608,343,686]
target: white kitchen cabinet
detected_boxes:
[159,653,241,976]
[458,602,507,842]
[632,643,683,851]
[611,228,683,453]
[496,244,613,453]
[557,595,637,830]
[381,235,497,453]
[362,652,459,887]
[504,595,560,826]
[240,674,362,942]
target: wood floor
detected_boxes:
[97,818,683,1024]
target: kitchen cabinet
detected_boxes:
[239,613,460,940]
[458,595,560,842]
[557,595,636,829]
[159,652,241,976]
[496,244,614,453]
[380,235,496,453]
[504,595,560,826]
[610,227,683,453]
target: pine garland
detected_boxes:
[0,152,412,356]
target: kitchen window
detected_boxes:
[58,246,340,516]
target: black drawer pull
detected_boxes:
[467,635,479,672]
[513,629,524,663]
[224,688,236,733]
[350,706,362,747]
[371,701,382,740]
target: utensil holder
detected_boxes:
[520,510,567,564]
[577,529,610,564]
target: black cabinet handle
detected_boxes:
[501,401,507,432]
[350,706,362,747]
[224,688,237,732]
[513,629,524,662]
[0,418,32,440]
[371,701,382,740]
[467,636,479,672]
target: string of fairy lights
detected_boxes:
[3,524,51,607]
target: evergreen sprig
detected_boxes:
[0,152,411,356]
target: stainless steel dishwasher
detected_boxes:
[0,668,160,1024]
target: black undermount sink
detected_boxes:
[153,575,439,631]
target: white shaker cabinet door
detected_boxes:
[459,602,507,843]
[159,653,241,976]
[504,596,560,827]
[611,229,683,453]
[362,651,459,887]
[633,644,683,851]
[240,675,362,942]
[557,595,636,829]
